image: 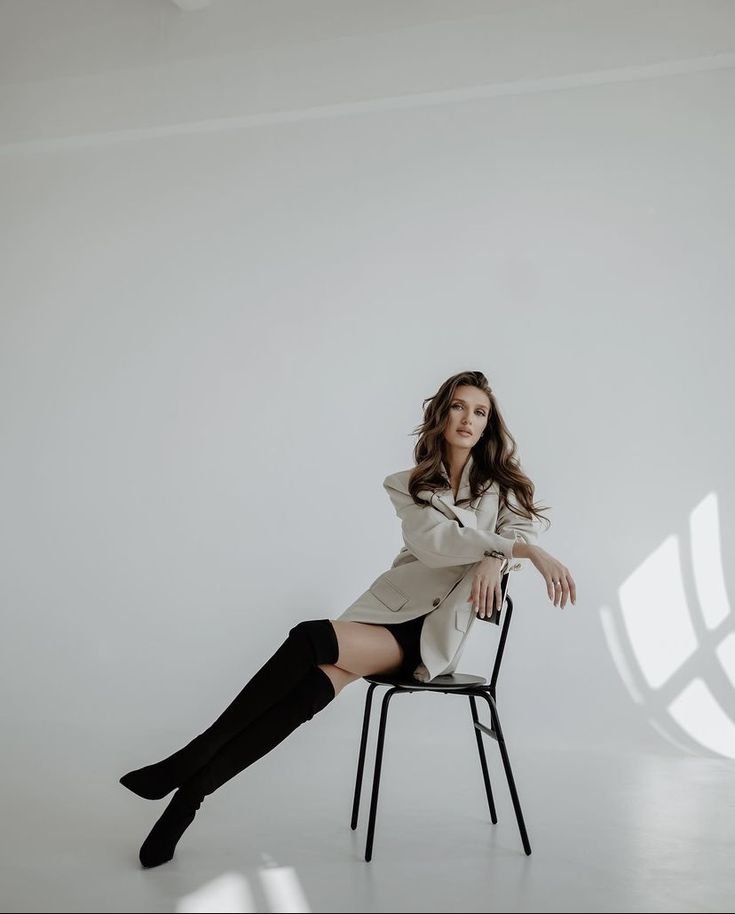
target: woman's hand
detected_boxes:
[528,545,576,608]
[467,556,504,618]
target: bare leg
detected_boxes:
[329,620,405,677]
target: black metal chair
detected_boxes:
[349,570,531,862]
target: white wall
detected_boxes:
[2,1,734,800]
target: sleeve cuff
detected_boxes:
[483,534,516,562]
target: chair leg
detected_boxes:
[478,692,532,856]
[350,682,378,830]
[468,695,497,824]
[365,686,399,862]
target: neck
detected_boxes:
[443,448,471,492]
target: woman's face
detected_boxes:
[444,385,491,448]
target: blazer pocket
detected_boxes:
[455,605,473,632]
[370,578,409,612]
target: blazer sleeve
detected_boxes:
[495,487,540,550]
[383,475,520,569]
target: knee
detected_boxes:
[288,619,339,663]
[288,618,332,639]
[318,663,360,695]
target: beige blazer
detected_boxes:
[336,453,540,682]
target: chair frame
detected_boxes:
[349,571,531,861]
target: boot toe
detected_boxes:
[120,768,172,801]
[139,840,174,868]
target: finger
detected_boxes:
[479,583,487,617]
[561,579,570,609]
[556,571,569,609]
[569,575,577,605]
[472,585,480,611]
[546,576,555,601]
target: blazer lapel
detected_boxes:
[432,454,478,529]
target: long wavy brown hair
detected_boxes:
[407,370,551,531]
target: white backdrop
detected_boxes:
[1,2,734,911]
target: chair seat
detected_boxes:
[364,671,488,690]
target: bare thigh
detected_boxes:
[329,620,404,677]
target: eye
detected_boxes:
[451,403,486,416]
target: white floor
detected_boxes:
[2,716,734,914]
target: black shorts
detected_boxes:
[380,613,427,677]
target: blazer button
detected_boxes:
[432,598,440,606]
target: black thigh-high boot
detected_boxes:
[137,665,336,868]
[120,618,339,801]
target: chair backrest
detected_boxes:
[475,569,514,693]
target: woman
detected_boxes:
[120,369,575,867]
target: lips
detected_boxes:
[458,430,472,437]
